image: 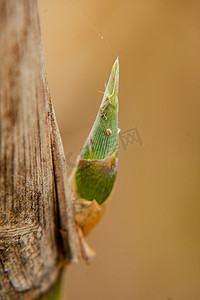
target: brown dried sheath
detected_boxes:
[0,1,85,299]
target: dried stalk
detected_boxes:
[0,1,82,299]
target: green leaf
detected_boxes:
[74,58,119,205]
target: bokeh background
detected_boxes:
[39,1,200,299]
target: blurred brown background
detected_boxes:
[39,1,200,299]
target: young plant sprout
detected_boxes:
[69,58,119,261]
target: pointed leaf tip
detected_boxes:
[104,58,119,104]
[114,57,119,71]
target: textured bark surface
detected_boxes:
[0,1,82,299]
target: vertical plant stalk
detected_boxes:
[0,0,83,299]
